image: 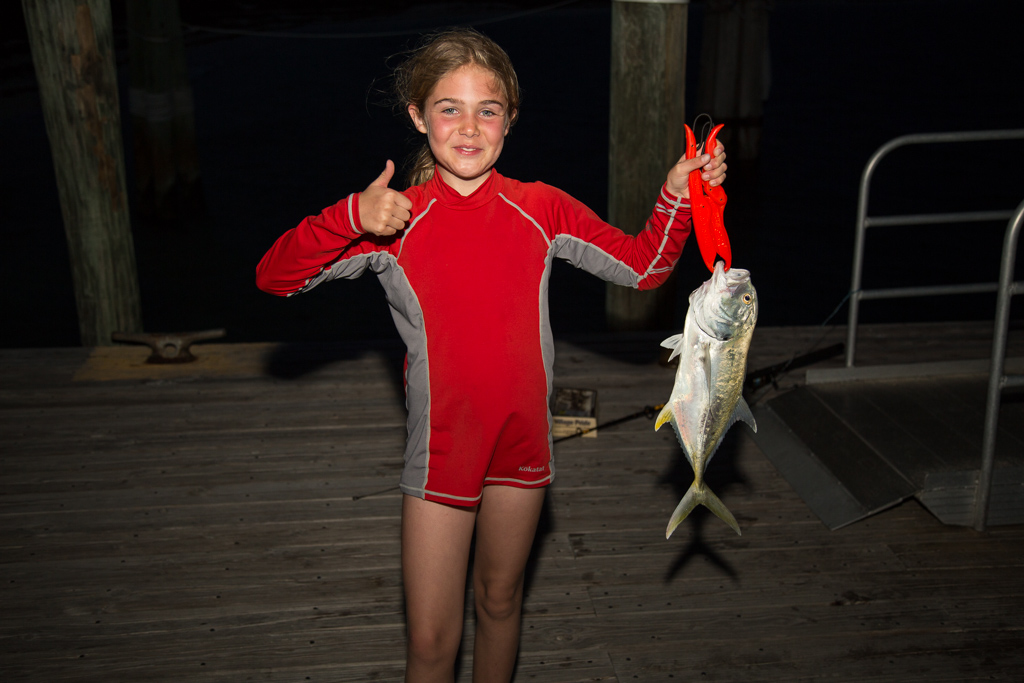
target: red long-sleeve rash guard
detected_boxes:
[256,169,692,506]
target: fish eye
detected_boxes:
[742,293,753,304]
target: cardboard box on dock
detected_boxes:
[551,388,598,438]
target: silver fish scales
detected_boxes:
[656,261,757,538]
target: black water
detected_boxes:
[2,0,1021,348]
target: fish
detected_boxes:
[656,261,758,538]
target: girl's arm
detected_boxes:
[548,184,690,291]
[256,162,412,296]
[255,192,366,296]
[547,141,726,291]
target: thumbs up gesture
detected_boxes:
[358,160,414,236]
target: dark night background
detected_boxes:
[2,0,1021,348]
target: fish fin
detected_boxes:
[703,485,742,536]
[702,398,759,468]
[660,333,683,350]
[733,396,758,433]
[654,404,674,431]
[666,481,701,539]
[660,334,684,361]
[665,481,742,539]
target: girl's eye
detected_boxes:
[442,107,458,115]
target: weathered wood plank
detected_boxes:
[2,326,1023,681]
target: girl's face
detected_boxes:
[408,64,512,196]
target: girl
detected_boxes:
[256,28,726,683]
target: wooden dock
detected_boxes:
[2,322,1023,682]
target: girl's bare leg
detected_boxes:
[471,485,546,683]
[402,494,478,683]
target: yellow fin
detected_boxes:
[654,404,673,431]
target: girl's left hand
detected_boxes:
[665,141,727,199]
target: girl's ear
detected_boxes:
[504,109,517,135]
[408,104,428,134]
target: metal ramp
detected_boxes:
[754,130,1024,530]
[751,359,1024,530]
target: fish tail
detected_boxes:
[702,484,742,536]
[665,482,701,539]
[665,481,742,539]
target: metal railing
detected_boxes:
[844,129,1024,531]
[975,199,1024,531]
[846,129,1024,366]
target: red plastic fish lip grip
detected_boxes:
[685,123,731,272]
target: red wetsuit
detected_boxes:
[256,169,692,506]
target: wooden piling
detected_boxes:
[126,0,203,220]
[22,0,142,346]
[607,0,689,331]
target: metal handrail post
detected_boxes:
[846,138,889,367]
[973,199,1024,532]
[845,129,1024,367]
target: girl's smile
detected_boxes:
[408,64,512,196]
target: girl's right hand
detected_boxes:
[359,160,413,236]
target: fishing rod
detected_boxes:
[743,343,845,395]
[553,403,665,443]
[556,337,844,446]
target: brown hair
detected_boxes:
[393,28,521,187]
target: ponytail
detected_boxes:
[406,144,436,188]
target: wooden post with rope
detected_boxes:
[607,0,689,331]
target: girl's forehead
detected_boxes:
[430,64,506,102]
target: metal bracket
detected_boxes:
[111,329,226,363]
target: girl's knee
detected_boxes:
[407,620,461,666]
[475,577,523,623]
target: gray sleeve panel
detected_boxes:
[551,233,644,289]
[537,249,556,481]
[397,307,430,498]
[294,250,390,294]
[373,258,431,498]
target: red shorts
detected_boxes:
[399,402,554,506]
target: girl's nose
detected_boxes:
[459,115,479,137]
